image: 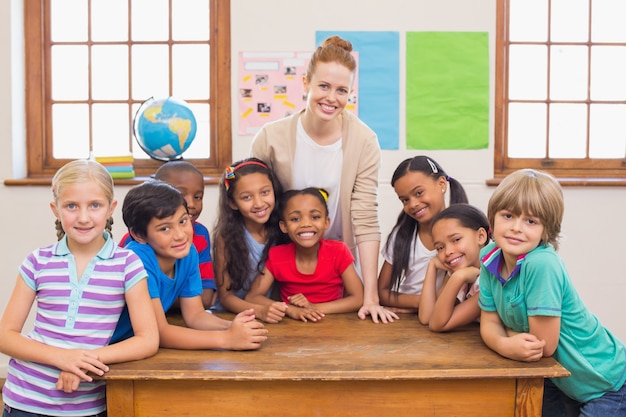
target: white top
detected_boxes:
[293,118,343,241]
[382,228,445,294]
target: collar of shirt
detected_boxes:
[481,246,527,286]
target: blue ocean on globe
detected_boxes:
[133,97,197,161]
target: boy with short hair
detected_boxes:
[111,180,268,350]
[120,160,216,308]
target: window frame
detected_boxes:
[22,0,231,182]
[493,0,626,185]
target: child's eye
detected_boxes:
[435,245,444,252]
[290,216,300,222]
[338,88,348,94]
[67,203,77,210]
[400,198,408,205]
[312,215,321,220]
[414,190,423,197]
[91,202,101,209]
[453,237,461,243]
[261,189,270,196]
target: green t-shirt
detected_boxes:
[478,242,626,403]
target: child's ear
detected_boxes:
[129,228,147,244]
[279,220,288,234]
[227,199,238,211]
[49,201,59,219]
[477,227,488,246]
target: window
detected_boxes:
[494,0,626,183]
[24,0,231,180]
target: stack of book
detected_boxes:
[95,155,135,179]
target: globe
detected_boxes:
[133,97,197,161]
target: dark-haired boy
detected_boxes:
[111,180,268,350]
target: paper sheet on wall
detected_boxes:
[238,51,358,136]
[406,32,489,150]
[316,31,400,150]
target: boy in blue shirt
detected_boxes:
[112,180,268,350]
[120,160,216,308]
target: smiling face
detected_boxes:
[432,218,487,271]
[279,194,330,249]
[134,205,193,275]
[163,170,204,224]
[303,61,354,122]
[50,180,116,253]
[228,172,276,230]
[393,171,447,227]
[492,209,544,264]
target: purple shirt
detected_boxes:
[2,232,147,416]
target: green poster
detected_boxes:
[406,32,489,150]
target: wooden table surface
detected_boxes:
[104,313,569,416]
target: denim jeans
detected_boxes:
[3,404,106,417]
[542,378,626,417]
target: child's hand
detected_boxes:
[227,309,269,350]
[430,257,451,273]
[56,370,83,393]
[451,266,480,284]
[285,305,325,322]
[502,332,546,362]
[287,293,310,308]
[258,301,288,323]
[55,349,109,382]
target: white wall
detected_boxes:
[0,0,624,376]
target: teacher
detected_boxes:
[251,35,397,323]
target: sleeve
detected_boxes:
[523,249,565,318]
[18,251,40,291]
[179,246,203,298]
[336,241,356,274]
[381,228,397,264]
[477,265,496,312]
[349,124,381,243]
[122,250,149,291]
[193,223,215,290]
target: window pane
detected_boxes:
[590,46,626,100]
[132,45,170,100]
[92,104,132,156]
[550,46,588,100]
[508,45,547,100]
[509,0,547,41]
[549,104,587,158]
[132,0,169,41]
[508,103,547,158]
[592,0,626,42]
[50,0,87,42]
[172,0,210,41]
[551,0,589,42]
[92,0,128,42]
[51,46,88,100]
[173,45,210,99]
[184,103,210,158]
[92,46,129,100]
[52,104,90,158]
[589,104,626,158]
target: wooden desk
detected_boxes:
[104,313,568,417]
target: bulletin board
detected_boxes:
[238,51,359,136]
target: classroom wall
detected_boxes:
[0,0,624,376]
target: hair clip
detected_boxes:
[426,158,438,174]
[223,166,236,190]
[319,188,329,202]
